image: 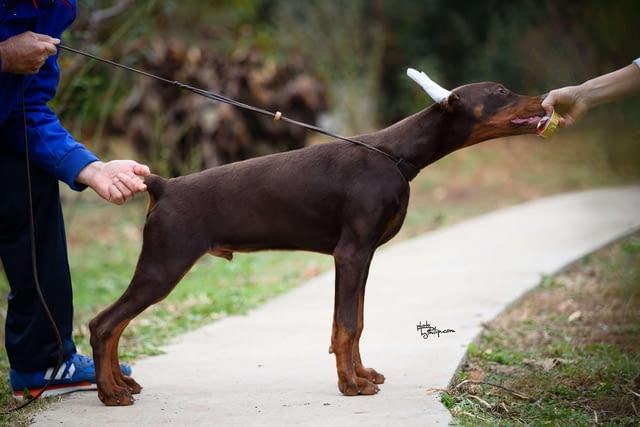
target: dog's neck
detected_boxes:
[360,105,475,172]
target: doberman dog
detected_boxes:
[89,69,546,405]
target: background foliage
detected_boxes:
[55,0,639,162]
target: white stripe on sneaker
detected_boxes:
[54,368,65,380]
[43,367,55,380]
[67,363,76,379]
[44,362,76,381]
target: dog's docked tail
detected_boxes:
[144,174,167,213]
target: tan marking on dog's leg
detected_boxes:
[352,290,385,385]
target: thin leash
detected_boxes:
[57,44,420,182]
[0,86,66,415]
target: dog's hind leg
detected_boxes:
[109,322,141,394]
[331,244,380,396]
[90,226,207,406]
[90,288,144,406]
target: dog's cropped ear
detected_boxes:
[441,92,461,112]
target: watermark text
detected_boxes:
[416,320,455,339]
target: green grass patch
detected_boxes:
[448,233,640,425]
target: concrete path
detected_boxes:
[33,185,640,426]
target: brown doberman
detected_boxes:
[89,69,546,405]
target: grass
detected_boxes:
[445,233,640,425]
[0,125,639,424]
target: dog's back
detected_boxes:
[140,144,409,257]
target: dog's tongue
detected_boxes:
[510,116,541,125]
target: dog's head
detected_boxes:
[407,68,546,148]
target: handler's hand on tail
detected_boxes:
[76,160,151,205]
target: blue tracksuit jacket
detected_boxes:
[0,0,98,190]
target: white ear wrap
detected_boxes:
[406,68,452,103]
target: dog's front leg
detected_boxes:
[352,287,385,385]
[331,248,380,396]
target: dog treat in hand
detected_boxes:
[536,110,560,138]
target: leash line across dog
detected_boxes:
[57,45,420,181]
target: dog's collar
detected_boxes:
[330,133,420,182]
[396,158,420,182]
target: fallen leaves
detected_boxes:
[523,357,575,372]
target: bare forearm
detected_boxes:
[580,63,640,109]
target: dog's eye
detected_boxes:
[496,87,509,95]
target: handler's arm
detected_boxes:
[542,59,640,126]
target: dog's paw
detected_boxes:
[356,366,386,385]
[122,376,143,394]
[356,377,380,395]
[338,377,380,396]
[98,386,135,406]
[369,368,386,385]
[114,372,142,394]
[338,379,359,396]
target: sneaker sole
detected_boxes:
[13,381,97,400]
